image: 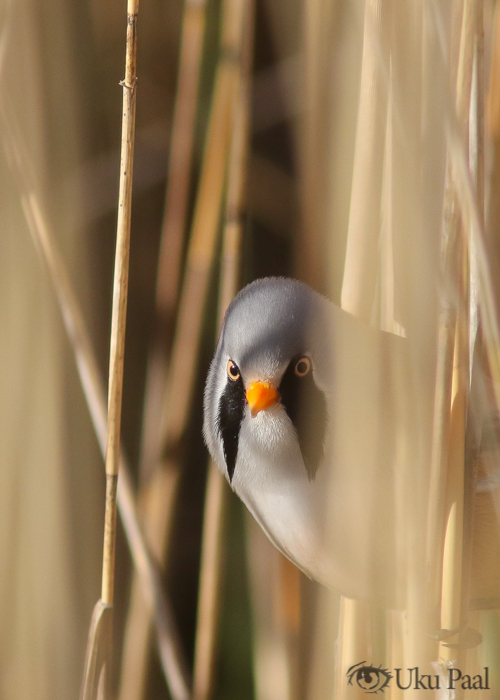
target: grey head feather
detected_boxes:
[219,277,327,377]
[203,277,332,478]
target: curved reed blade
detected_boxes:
[80,602,113,700]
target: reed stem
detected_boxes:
[101,0,139,608]
[80,4,139,698]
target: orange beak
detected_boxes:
[246,381,279,417]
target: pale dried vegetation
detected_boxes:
[0,0,499,699]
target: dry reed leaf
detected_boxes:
[80,602,113,700]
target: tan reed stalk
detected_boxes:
[279,557,301,700]
[140,0,207,484]
[440,323,467,656]
[1,91,190,700]
[486,1,500,147]
[118,3,237,696]
[425,206,462,618]
[336,2,392,695]
[299,0,338,291]
[486,0,500,271]
[340,0,391,322]
[192,463,227,700]
[334,598,371,700]
[192,3,253,698]
[118,466,181,700]
[470,1,484,223]
[102,0,138,610]
[458,0,484,653]
[438,0,481,680]
[81,2,139,697]
[425,3,475,605]
[246,517,299,700]
[480,0,500,497]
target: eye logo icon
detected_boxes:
[346,662,393,694]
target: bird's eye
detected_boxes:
[346,662,392,693]
[294,356,311,377]
[227,360,240,381]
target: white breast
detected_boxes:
[231,402,336,587]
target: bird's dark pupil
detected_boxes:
[230,364,238,377]
[297,361,307,374]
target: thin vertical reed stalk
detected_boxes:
[1,93,190,700]
[81,3,139,698]
[118,2,237,696]
[140,0,207,484]
[102,0,138,606]
[192,3,253,698]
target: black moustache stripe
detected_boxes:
[217,375,245,482]
[217,359,327,482]
[279,359,327,480]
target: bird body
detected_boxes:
[204,277,416,607]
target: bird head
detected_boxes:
[203,277,331,486]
